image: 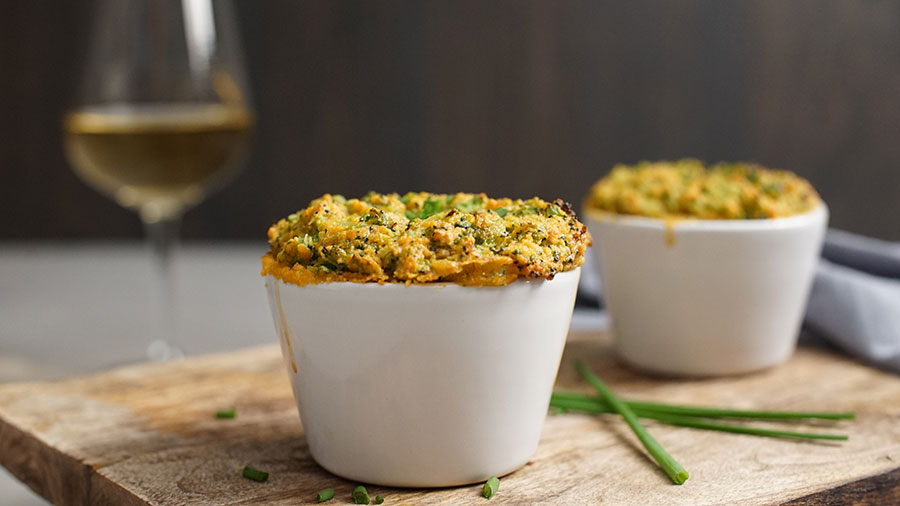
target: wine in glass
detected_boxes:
[63,0,254,359]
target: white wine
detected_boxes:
[64,103,252,221]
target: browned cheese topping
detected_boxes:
[586,159,821,220]
[263,192,591,286]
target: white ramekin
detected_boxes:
[264,268,580,487]
[584,204,828,376]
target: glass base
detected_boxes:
[146,340,184,361]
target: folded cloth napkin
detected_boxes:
[804,229,900,373]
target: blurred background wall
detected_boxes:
[1,0,898,240]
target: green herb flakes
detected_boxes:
[316,488,335,502]
[215,409,236,419]
[266,192,590,286]
[482,476,499,499]
[352,485,370,504]
[421,199,443,218]
[241,466,269,483]
[546,205,565,217]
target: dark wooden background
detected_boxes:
[1,1,899,240]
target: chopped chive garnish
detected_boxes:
[241,466,269,482]
[482,476,499,499]
[375,495,385,504]
[576,361,689,485]
[495,207,508,217]
[421,199,442,219]
[316,488,335,502]
[546,205,565,217]
[215,409,236,419]
[352,485,370,504]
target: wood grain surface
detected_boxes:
[1,331,899,506]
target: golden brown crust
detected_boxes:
[263,192,590,286]
[585,159,821,220]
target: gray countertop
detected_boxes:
[0,241,274,381]
[0,241,273,505]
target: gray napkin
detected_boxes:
[804,229,900,373]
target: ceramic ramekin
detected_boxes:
[584,204,828,376]
[265,268,581,487]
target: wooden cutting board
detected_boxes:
[1,331,899,506]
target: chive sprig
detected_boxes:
[562,361,855,485]
[551,391,855,421]
[575,361,689,485]
[550,394,850,440]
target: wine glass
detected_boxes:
[63,0,253,360]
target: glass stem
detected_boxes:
[143,214,184,360]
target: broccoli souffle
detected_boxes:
[585,159,820,220]
[262,192,591,286]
